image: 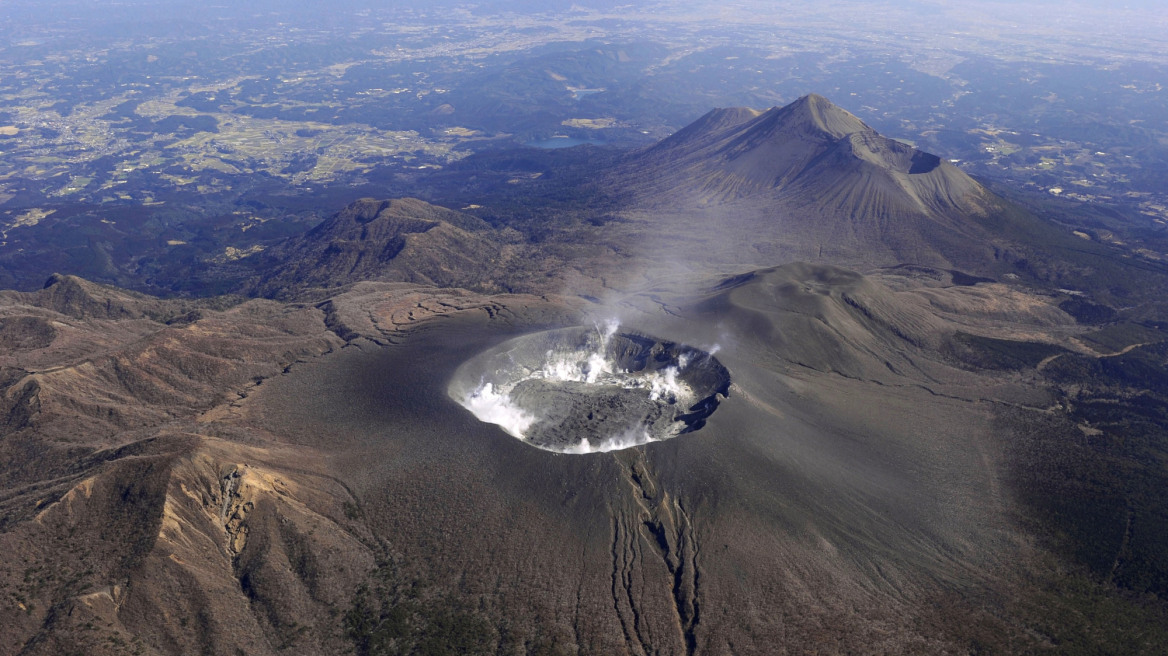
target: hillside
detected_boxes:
[246,198,510,297]
[606,94,1037,274]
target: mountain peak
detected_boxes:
[33,274,145,319]
[612,94,994,269]
[684,106,763,133]
[624,94,976,203]
[764,93,870,139]
[648,106,762,153]
[249,198,504,296]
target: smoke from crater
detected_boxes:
[449,322,730,453]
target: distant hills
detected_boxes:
[0,94,1149,306]
[246,198,508,297]
[233,95,1159,304]
[243,95,1002,297]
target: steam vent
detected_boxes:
[449,323,731,453]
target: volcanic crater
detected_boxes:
[449,323,731,453]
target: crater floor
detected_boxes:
[448,323,731,453]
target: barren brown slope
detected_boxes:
[0,276,351,656]
[0,275,584,655]
[3,267,1167,654]
[248,197,511,297]
[235,263,1087,654]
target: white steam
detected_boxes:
[561,426,655,454]
[464,382,536,438]
[458,320,701,453]
[538,320,620,384]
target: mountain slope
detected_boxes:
[248,198,508,297]
[627,94,980,208]
[609,94,1009,272]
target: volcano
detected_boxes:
[607,94,1052,274]
[628,93,983,212]
[4,91,1168,655]
[449,323,730,452]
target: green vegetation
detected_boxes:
[1011,340,1168,601]
[946,332,1066,370]
[1059,297,1117,324]
[344,559,496,656]
[1020,570,1168,656]
[1078,322,1167,354]
[999,336,1168,654]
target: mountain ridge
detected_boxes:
[246,197,509,297]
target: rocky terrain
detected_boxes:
[247,198,515,298]
[3,95,1168,654]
